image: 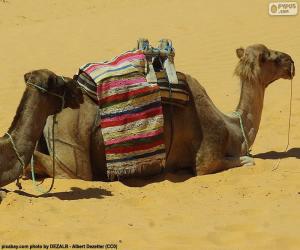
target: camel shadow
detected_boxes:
[254,147,300,160]
[122,169,193,187]
[14,187,113,200]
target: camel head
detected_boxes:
[24,69,84,112]
[235,44,295,87]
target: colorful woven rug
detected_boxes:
[155,71,190,105]
[77,50,166,179]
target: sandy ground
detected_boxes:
[0,0,300,249]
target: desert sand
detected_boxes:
[0,0,299,249]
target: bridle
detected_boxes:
[5,75,67,195]
[25,72,67,109]
[25,80,66,109]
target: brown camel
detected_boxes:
[0,69,83,188]
[30,44,295,182]
[0,44,295,188]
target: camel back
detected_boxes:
[76,39,189,106]
[74,39,189,179]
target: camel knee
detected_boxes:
[33,151,76,179]
[194,162,218,176]
[195,167,210,176]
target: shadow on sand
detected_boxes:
[1,170,194,201]
[254,147,300,160]
[14,187,113,200]
[121,170,194,187]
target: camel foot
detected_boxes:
[194,155,255,176]
[240,156,255,166]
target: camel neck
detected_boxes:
[236,79,265,149]
[6,88,53,164]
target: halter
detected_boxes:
[25,79,66,109]
[5,75,67,195]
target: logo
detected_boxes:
[269,2,298,15]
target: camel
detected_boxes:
[28,44,294,182]
[0,69,83,188]
[0,44,295,188]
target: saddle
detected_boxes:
[136,38,189,105]
[74,39,189,179]
[76,38,190,106]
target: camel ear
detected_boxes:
[236,47,245,59]
[57,76,84,109]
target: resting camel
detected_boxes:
[0,44,295,188]
[29,44,294,182]
[0,70,83,188]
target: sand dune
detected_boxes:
[0,0,299,249]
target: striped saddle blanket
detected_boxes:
[77,52,190,106]
[77,50,168,179]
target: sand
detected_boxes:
[0,0,299,249]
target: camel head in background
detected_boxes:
[235,44,295,87]
[24,69,83,112]
[0,69,84,188]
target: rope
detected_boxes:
[26,81,65,102]
[6,116,57,195]
[272,77,293,171]
[232,111,251,156]
[26,76,66,194]
[5,132,25,168]
[165,80,174,162]
[30,114,56,195]
[7,74,66,194]
[25,75,66,194]
[5,132,25,189]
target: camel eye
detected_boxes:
[260,52,268,63]
[274,57,281,65]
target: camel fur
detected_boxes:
[0,44,295,186]
[30,44,295,181]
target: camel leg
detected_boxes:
[31,151,78,179]
[37,96,97,181]
[194,127,255,175]
[195,151,255,175]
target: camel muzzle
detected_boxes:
[291,62,295,78]
[282,60,295,80]
[285,56,295,79]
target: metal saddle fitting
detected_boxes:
[136,38,157,83]
[158,39,178,84]
[136,38,179,84]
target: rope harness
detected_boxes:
[272,70,294,171]
[233,62,294,161]
[5,132,25,189]
[232,111,251,156]
[6,76,66,196]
